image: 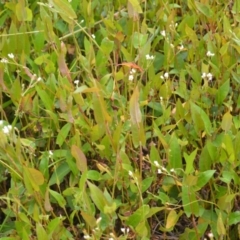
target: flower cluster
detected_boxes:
[128,68,136,81]
[202,72,213,81]
[153,161,175,175]
[160,72,169,80]
[206,51,215,57]
[145,54,155,60]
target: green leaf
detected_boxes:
[190,102,212,136]
[56,123,72,147]
[216,80,230,105]
[229,211,240,225]
[49,162,70,186]
[141,177,153,193]
[217,212,226,235]
[100,37,114,55]
[35,85,54,111]
[132,32,148,49]
[71,145,87,173]
[128,0,143,13]
[36,223,48,240]
[130,85,142,125]
[195,1,213,17]
[169,134,182,169]
[88,181,109,212]
[194,170,215,191]
[126,205,150,228]
[49,189,66,208]
[52,0,77,24]
[184,149,198,174]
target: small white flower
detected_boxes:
[83,235,91,239]
[49,150,53,156]
[208,232,214,238]
[170,168,175,173]
[121,227,130,234]
[0,58,8,63]
[179,44,184,50]
[160,30,166,37]
[160,96,163,102]
[128,74,134,81]
[206,51,215,57]
[201,72,207,79]
[74,79,80,85]
[96,217,102,224]
[157,169,162,174]
[130,68,136,74]
[154,161,160,168]
[146,54,154,60]
[37,77,42,82]
[109,238,114,240]
[91,34,95,39]
[164,72,169,79]
[2,125,12,134]
[8,53,14,59]
[161,166,167,172]
[128,170,133,176]
[207,73,213,81]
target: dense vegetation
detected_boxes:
[0,0,240,239]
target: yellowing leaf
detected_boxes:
[71,145,88,173]
[130,86,142,126]
[221,111,232,131]
[23,167,44,192]
[166,210,178,229]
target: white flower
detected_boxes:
[2,125,12,134]
[0,58,8,63]
[201,72,207,79]
[96,217,102,224]
[83,235,91,239]
[8,53,14,59]
[128,170,133,176]
[146,54,154,60]
[154,161,160,168]
[128,74,134,81]
[161,166,167,172]
[207,73,213,81]
[206,51,215,57]
[91,34,95,39]
[208,232,214,238]
[170,168,175,173]
[157,169,162,174]
[160,96,163,102]
[121,227,130,234]
[130,68,136,74]
[164,72,169,79]
[49,150,53,156]
[160,30,166,37]
[179,44,184,50]
[74,79,80,85]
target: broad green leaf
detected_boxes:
[56,123,72,147]
[169,134,182,169]
[194,170,215,191]
[221,111,232,132]
[81,211,96,228]
[229,211,240,225]
[49,162,70,186]
[166,210,179,230]
[221,133,235,163]
[100,37,114,55]
[126,205,150,228]
[35,85,54,111]
[141,177,153,193]
[36,223,48,240]
[190,102,212,136]
[132,32,148,49]
[184,148,198,174]
[71,145,87,173]
[128,0,143,14]
[49,189,66,208]
[195,1,213,17]
[216,80,230,105]
[88,181,108,212]
[15,1,32,21]
[51,0,77,24]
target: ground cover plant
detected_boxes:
[0,0,240,239]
